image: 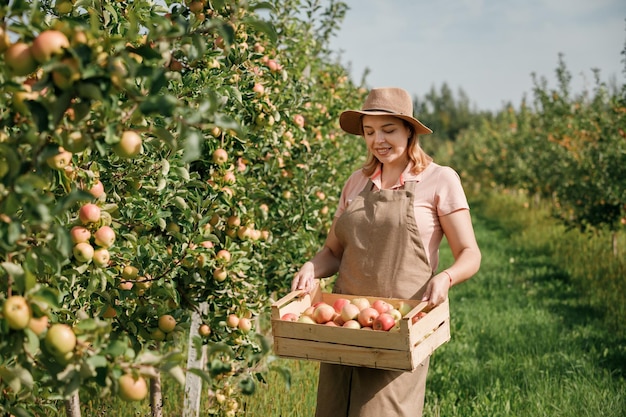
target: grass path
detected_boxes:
[244,199,626,416]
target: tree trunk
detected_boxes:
[183,302,209,417]
[150,371,163,417]
[64,391,81,417]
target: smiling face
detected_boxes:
[362,115,412,169]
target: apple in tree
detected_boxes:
[199,324,211,337]
[70,225,91,243]
[216,249,231,262]
[357,307,379,328]
[79,203,101,224]
[158,314,176,333]
[46,147,73,170]
[28,315,49,336]
[2,295,31,330]
[45,323,76,356]
[73,242,94,263]
[373,313,396,331]
[213,267,227,282]
[226,314,239,328]
[118,373,148,402]
[372,299,391,315]
[342,320,361,329]
[212,148,228,165]
[4,42,38,76]
[312,303,335,324]
[94,225,115,248]
[351,297,370,311]
[151,328,165,341]
[122,265,139,280]
[92,248,110,267]
[238,317,252,333]
[332,298,350,314]
[31,30,70,63]
[102,305,117,318]
[51,57,80,89]
[88,180,105,199]
[114,131,142,158]
[340,303,360,322]
[280,313,298,322]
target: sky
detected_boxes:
[325,0,626,111]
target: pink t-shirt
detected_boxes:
[334,162,469,273]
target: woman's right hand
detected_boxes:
[291,261,316,293]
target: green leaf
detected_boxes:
[183,130,202,163]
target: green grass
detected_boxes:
[46,192,626,416]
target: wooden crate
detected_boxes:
[270,280,450,372]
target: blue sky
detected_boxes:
[326,0,626,111]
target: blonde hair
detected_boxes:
[361,119,433,177]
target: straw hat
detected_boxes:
[339,87,432,136]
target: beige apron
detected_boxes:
[315,180,433,417]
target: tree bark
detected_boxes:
[64,391,81,417]
[150,371,163,417]
[183,302,209,417]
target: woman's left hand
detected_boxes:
[421,272,450,308]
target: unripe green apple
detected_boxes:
[158,314,176,333]
[114,131,142,158]
[93,248,110,267]
[73,242,94,263]
[45,323,76,356]
[118,373,148,402]
[2,295,31,330]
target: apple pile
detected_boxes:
[280,297,427,331]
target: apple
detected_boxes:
[4,42,38,76]
[357,307,379,328]
[325,321,338,326]
[46,148,73,170]
[301,306,316,317]
[114,131,142,158]
[88,180,105,199]
[119,281,134,291]
[212,148,228,165]
[340,303,360,322]
[102,305,117,318]
[332,298,351,314]
[293,114,305,128]
[70,226,91,244]
[79,203,101,224]
[92,248,110,267]
[238,317,252,333]
[31,30,70,63]
[52,57,80,89]
[412,311,428,324]
[388,308,402,321]
[45,323,76,356]
[122,265,139,280]
[397,301,413,317]
[252,83,265,94]
[226,215,241,227]
[351,297,370,311]
[158,314,176,333]
[213,267,227,282]
[118,373,148,402]
[312,303,335,324]
[226,314,239,328]
[12,85,39,114]
[342,320,361,329]
[372,299,392,314]
[151,329,166,341]
[2,295,31,330]
[0,26,10,52]
[373,313,396,331]
[280,313,298,321]
[297,315,316,324]
[216,249,231,262]
[332,314,346,326]
[199,324,211,337]
[94,225,115,248]
[73,242,94,263]
[28,315,49,336]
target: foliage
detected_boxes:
[0,0,366,415]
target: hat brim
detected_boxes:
[340,110,433,136]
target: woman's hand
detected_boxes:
[421,272,450,308]
[291,261,316,292]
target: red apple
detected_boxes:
[31,30,70,63]
[238,317,252,333]
[340,303,360,322]
[94,225,115,248]
[312,303,335,324]
[332,298,350,314]
[73,242,94,263]
[2,295,31,330]
[412,311,428,324]
[325,321,338,326]
[4,42,37,76]
[28,315,49,335]
[342,320,361,329]
[88,180,105,199]
[357,307,379,328]
[79,203,101,224]
[372,299,392,315]
[92,248,110,267]
[281,313,298,322]
[373,313,396,331]
[226,314,239,328]
[212,148,228,165]
[216,249,231,262]
[70,225,91,244]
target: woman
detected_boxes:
[291,87,481,416]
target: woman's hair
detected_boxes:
[361,119,433,177]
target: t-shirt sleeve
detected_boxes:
[435,166,470,216]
